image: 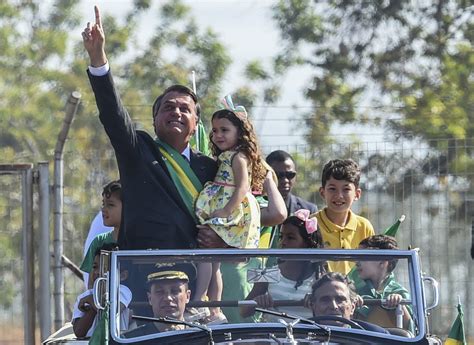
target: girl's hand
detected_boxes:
[263,169,276,192]
[209,208,231,219]
[254,293,274,309]
[383,293,403,309]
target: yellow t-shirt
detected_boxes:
[314,208,375,274]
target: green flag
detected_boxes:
[444,302,466,345]
[383,215,406,237]
[89,304,109,345]
[190,119,210,156]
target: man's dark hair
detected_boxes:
[321,159,361,187]
[266,150,294,165]
[311,272,356,302]
[359,235,399,272]
[102,180,121,200]
[152,85,200,119]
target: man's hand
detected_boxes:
[197,225,229,248]
[81,6,107,67]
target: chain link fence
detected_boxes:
[0,137,472,343]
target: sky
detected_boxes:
[76,0,387,151]
[77,0,317,149]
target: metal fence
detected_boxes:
[0,137,472,343]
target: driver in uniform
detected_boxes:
[124,263,196,337]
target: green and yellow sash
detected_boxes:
[155,139,203,218]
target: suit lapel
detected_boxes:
[190,150,208,185]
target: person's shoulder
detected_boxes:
[291,194,318,213]
[349,211,375,231]
[192,150,217,164]
[94,230,115,243]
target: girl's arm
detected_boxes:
[240,282,269,318]
[210,152,250,218]
[260,170,287,226]
[72,294,97,337]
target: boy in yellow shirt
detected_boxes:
[313,159,375,274]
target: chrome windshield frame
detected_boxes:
[108,248,428,343]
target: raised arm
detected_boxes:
[260,169,287,226]
[82,6,107,67]
[82,6,139,162]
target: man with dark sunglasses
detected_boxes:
[266,150,317,248]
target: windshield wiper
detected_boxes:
[132,314,214,345]
[255,307,331,340]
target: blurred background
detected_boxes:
[0,0,472,343]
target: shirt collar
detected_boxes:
[320,208,357,232]
[181,145,191,161]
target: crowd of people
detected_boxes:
[73,6,413,340]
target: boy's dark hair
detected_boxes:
[311,272,357,303]
[321,159,361,187]
[359,234,399,272]
[102,180,121,200]
[152,85,200,119]
[266,150,294,165]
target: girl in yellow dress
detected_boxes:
[194,95,266,322]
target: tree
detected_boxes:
[270,0,473,198]
[0,0,231,311]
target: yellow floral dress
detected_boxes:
[195,150,260,248]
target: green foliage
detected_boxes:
[270,0,473,197]
[0,0,231,312]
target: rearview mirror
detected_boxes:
[247,267,281,284]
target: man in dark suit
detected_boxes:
[266,150,317,248]
[82,6,217,250]
[266,150,317,214]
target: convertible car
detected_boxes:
[44,248,441,344]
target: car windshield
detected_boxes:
[105,249,426,343]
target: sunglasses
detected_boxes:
[275,171,297,180]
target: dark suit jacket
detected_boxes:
[269,193,318,249]
[88,71,217,250]
[287,193,318,215]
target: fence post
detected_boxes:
[38,162,51,340]
[53,91,81,329]
[22,165,35,345]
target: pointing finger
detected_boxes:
[94,5,102,27]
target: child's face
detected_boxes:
[319,177,361,215]
[356,245,387,281]
[356,259,383,281]
[89,254,101,288]
[101,192,122,227]
[279,223,306,249]
[211,117,239,152]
